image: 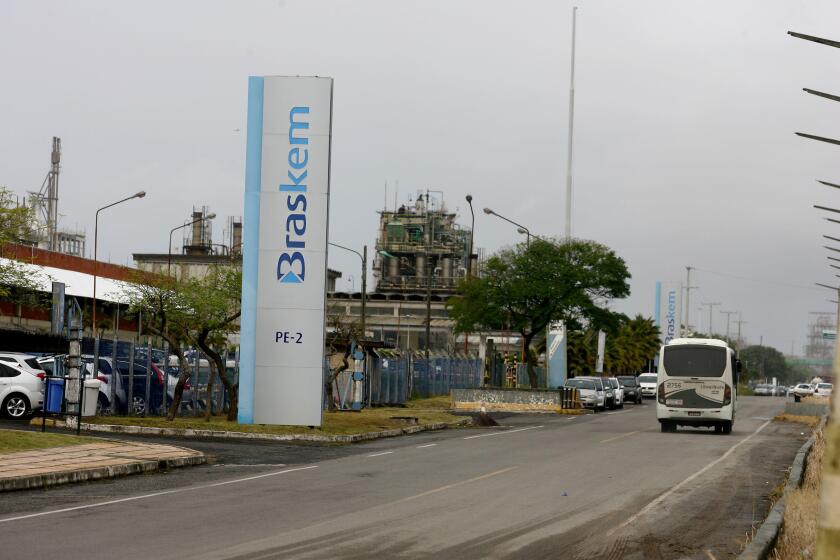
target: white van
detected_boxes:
[656,338,740,434]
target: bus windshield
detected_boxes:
[663,345,726,378]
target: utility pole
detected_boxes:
[564,6,577,240]
[735,313,747,348]
[721,310,737,342]
[701,302,721,336]
[684,266,698,334]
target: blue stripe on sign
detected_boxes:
[654,281,662,328]
[238,76,264,425]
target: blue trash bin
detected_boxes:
[45,378,65,413]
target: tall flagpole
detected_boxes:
[564,6,577,240]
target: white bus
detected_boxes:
[656,338,741,434]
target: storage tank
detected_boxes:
[387,256,399,279]
[442,257,452,286]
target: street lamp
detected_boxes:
[92,191,146,336]
[168,212,216,276]
[483,207,531,247]
[329,242,367,339]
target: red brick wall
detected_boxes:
[1,243,143,282]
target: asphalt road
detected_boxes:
[0,397,806,560]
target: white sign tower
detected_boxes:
[239,76,334,426]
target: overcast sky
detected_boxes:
[2,0,840,353]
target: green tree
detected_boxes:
[739,345,790,384]
[126,267,242,421]
[604,315,661,374]
[125,273,193,419]
[0,187,43,300]
[449,238,631,388]
[175,266,242,421]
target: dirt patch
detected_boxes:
[774,413,821,429]
[771,422,825,560]
[561,421,809,560]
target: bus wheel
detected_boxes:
[722,421,732,435]
[660,422,673,433]
[714,425,723,434]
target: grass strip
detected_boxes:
[90,396,463,436]
[0,429,93,455]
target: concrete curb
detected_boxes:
[0,452,206,493]
[737,416,827,560]
[77,417,475,443]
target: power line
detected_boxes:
[692,267,823,292]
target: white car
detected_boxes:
[0,352,48,377]
[0,360,45,418]
[565,378,600,409]
[638,373,657,398]
[607,377,624,408]
[792,383,814,399]
[815,383,833,397]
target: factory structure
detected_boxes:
[326,191,497,354]
[374,193,473,296]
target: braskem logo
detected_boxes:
[277,106,310,285]
[665,290,677,343]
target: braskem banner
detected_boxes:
[239,76,333,426]
[654,281,683,346]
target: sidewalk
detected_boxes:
[0,440,205,492]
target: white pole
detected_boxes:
[564,6,577,240]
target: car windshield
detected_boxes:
[818,384,832,389]
[566,379,595,390]
[638,375,657,384]
[618,378,637,387]
[583,378,603,389]
[663,345,726,378]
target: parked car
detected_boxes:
[113,359,166,415]
[607,377,624,408]
[815,383,834,397]
[753,384,774,396]
[638,373,657,398]
[576,376,606,410]
[580,376,614,410]
[792,383,815,401]
[0,352,48,378]
[0,361,44,418]
[564,378,599,409]
[617,376,643,404]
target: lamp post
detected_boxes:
[92,191,146,336]
[465,195,475,354]
[483,207,531,247]
[329,242,367,339]
[168,212,216,277]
